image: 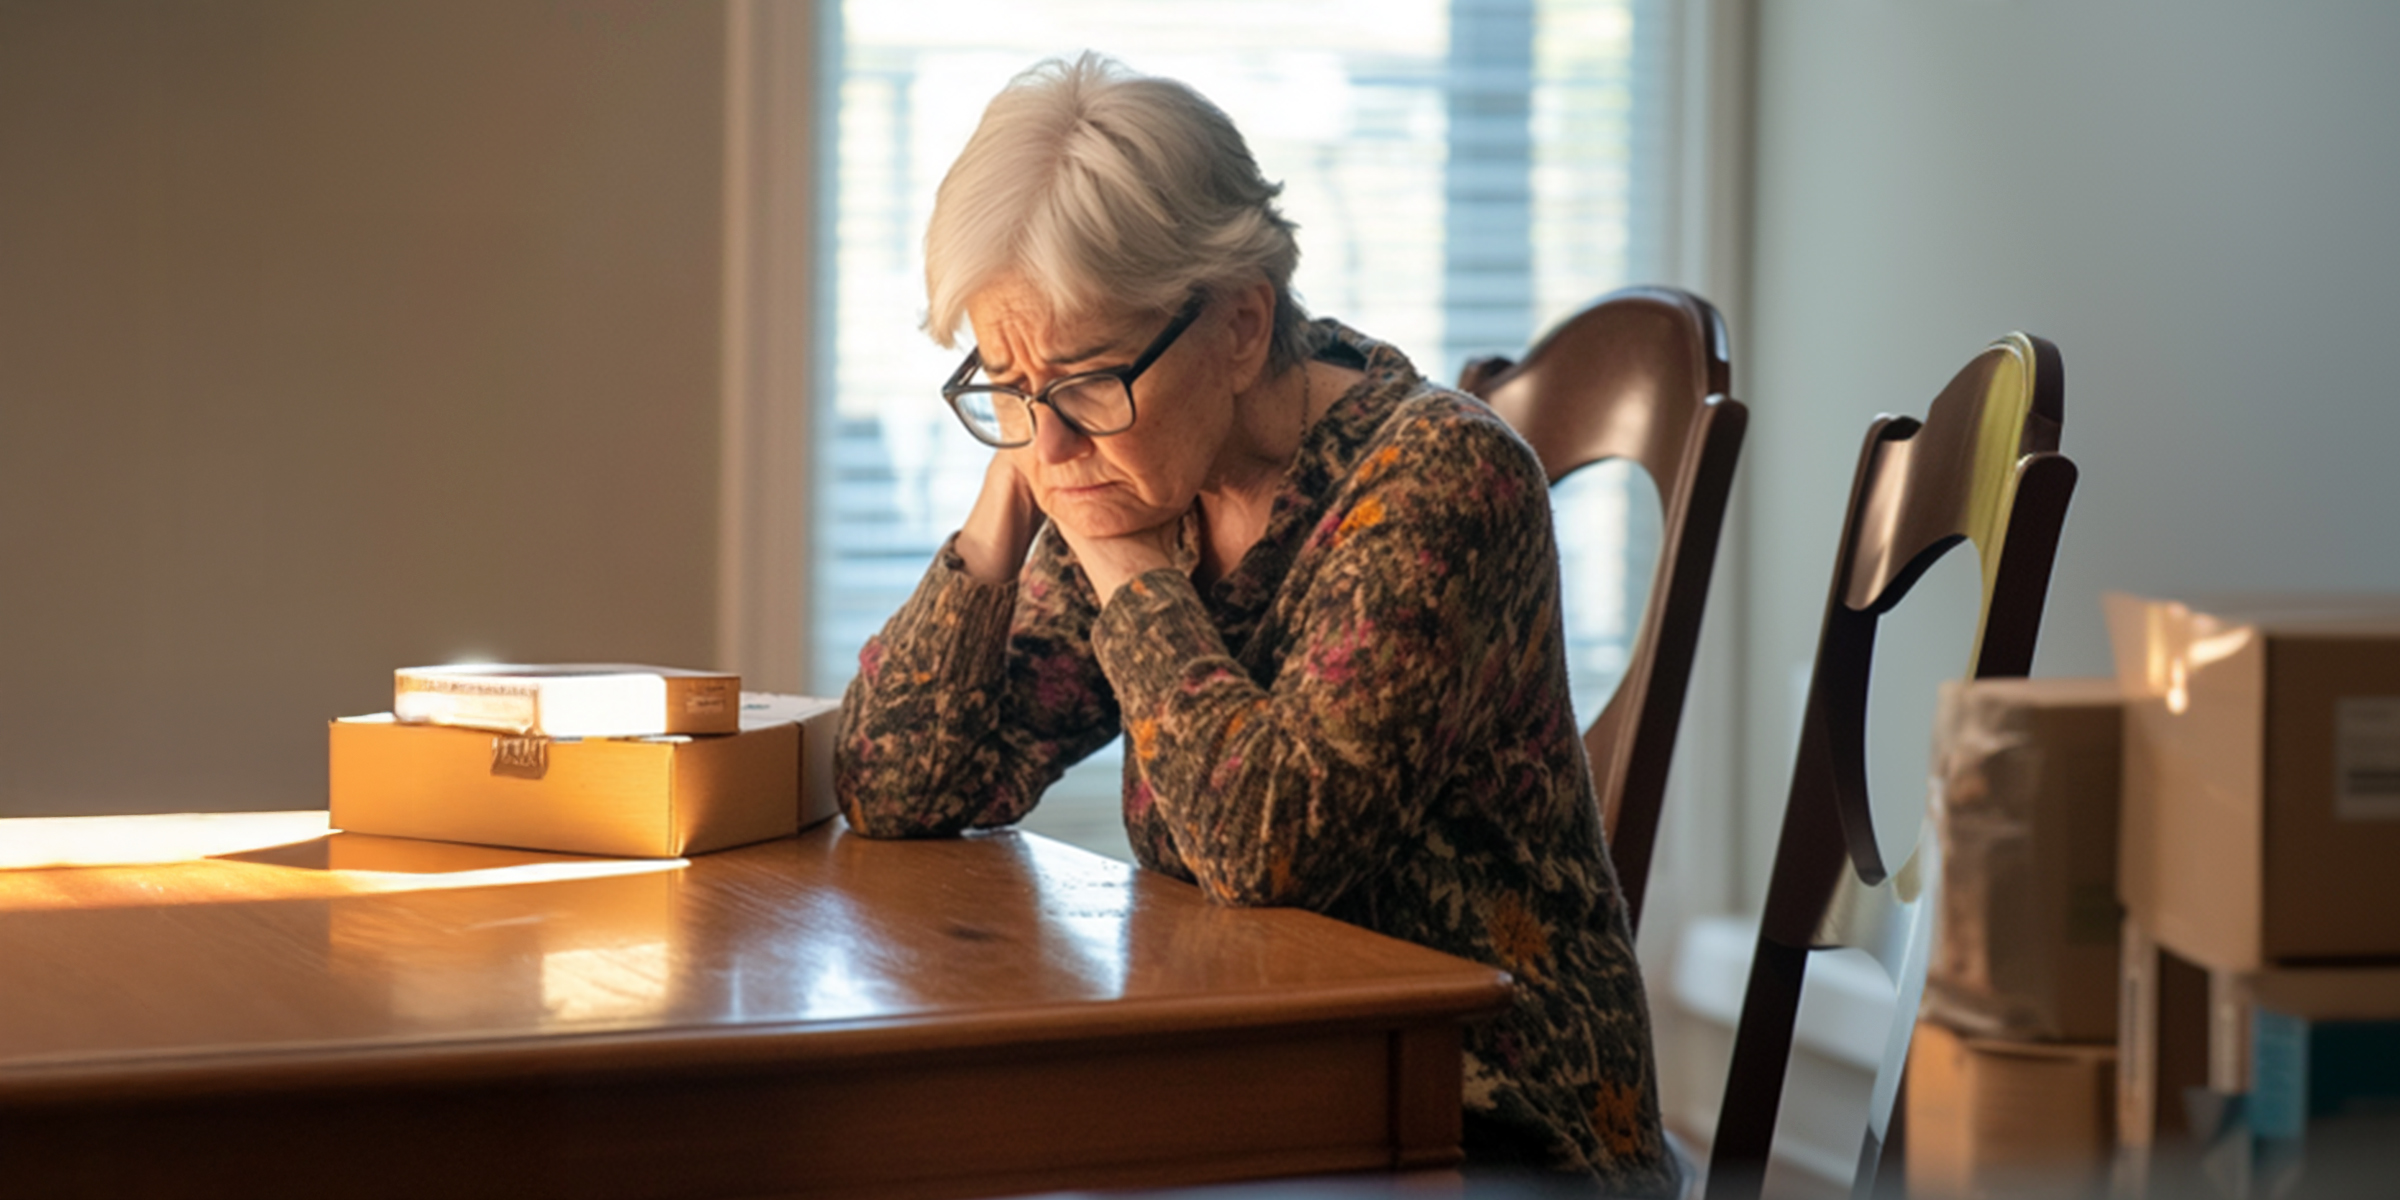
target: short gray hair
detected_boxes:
[922,53,1311,371]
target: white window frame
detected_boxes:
[716,0,828,694]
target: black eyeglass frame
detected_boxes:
[940,292,1207,448]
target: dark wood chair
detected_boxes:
[1703,334,2078,1200]
[1458,285,1747,937]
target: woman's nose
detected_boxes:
[1032,405,1089,464]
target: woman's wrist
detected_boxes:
[1070,538,1174,604]
[954,458,1042,585]
[1055,508,1188,603]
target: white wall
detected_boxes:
[0,1,730,816]
[1737,1,2400,887]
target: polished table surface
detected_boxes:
[0,813,1512,1198]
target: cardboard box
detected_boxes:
[1926,676,2125,1042]
[1908,1020,2116,1199]
[330,694,842,858]
[2105,593,2400,970]
[393,663,741,738]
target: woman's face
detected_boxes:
[963,276,1238,540]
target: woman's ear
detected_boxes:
[1221,274,1279,394]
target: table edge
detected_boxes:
[0,971,1511,1106]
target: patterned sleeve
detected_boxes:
[1093,404,1557,908]
[834,524,1122,837]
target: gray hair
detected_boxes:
[922,53,1311,371]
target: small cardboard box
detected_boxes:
[2105,593,2400,970]
[330,694,842,858]
[1927,676,2125,1043]
[1907,1020,2116,1199]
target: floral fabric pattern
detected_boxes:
[837,319,1672,1193]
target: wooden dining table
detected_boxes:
[0,813,1512,1199]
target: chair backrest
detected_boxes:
[1704,334,2077,1200]
[1459,285,1747,937]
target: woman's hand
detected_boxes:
[953,452,1045,586]
[953,445,1191,600]
[1053,512,1187,603]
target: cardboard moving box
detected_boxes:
[1907,1021,2116,1200]
[331,694,841,858]
[2105,593,2400,970]
[393,663,741,739]
[1927,676,2125,1042]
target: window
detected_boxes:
[812,0,1672,852]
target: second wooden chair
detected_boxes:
[1705,334,2078,1200]
[1459,285,1747,936]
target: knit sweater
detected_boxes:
[835,319,1672,1192]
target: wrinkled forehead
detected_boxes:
[964,274,1153,369]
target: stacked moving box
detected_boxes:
[1910,677,2126,1199]
[2106,596,2400,1199]
[331,665,845,858]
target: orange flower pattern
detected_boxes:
[836,320,1672,1193]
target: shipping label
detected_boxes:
[2334,696,2400,819]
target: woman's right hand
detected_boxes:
[953,451,1044,586]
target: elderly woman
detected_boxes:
[836,54,1672,1192]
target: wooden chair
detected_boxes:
[1703,334,2078,1200]
[1458,285,1747,937]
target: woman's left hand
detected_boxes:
[1054,512,1191,603]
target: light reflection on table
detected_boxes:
[0,811,683,913]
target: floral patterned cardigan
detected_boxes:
[836,319,1673,1192]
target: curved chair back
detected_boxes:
[1461,286,1747,935]
[1706,334,2078,1200]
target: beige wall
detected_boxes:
[0,1,730,816]
[1738,2,2400,889]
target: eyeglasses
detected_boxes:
[941,292,1206,448]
